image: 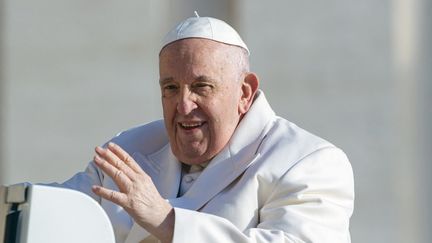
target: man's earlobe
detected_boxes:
[239,73,259,114]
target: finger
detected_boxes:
[107,142,144,173]
[95,146,136,179]
[92,185,127,207]
[93,154,131,192]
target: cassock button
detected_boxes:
[184,175,194,183]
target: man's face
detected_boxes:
[159,39,245,165]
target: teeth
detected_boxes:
[180,122,203,128]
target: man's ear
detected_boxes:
[239,72,259,115]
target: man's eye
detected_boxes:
[195,83,208,87]
[194,83,213,90]
[164,84,178,90]
[161,84,178,97]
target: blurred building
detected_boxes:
[0,0,430,242]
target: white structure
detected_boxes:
[0,184,115,243]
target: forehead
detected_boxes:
[159,39,239,78]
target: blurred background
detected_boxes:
[0,0,430,242]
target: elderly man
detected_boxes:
[58,15,354,243]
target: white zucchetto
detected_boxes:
[161,12,249,55]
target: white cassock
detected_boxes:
[55,90,354,243]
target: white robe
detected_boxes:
[59,91,354,243]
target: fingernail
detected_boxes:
[108,142,115,148]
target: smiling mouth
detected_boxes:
[178,121,206,130]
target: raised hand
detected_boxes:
[92,142,174,242]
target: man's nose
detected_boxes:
[177,89,197,115]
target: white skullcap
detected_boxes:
[161,11,250,55]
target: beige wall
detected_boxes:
[2,0,167,183]
[0,1,430,242]
[0,0,4,185]
[417,0,432,240]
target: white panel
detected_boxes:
[17,185,114,243]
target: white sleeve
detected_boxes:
[47,161,104,203]
[171,148,354,243]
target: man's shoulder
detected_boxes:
[262,116,339,161]
[251,116,350,181]
[108,120,169,155]
[248,91,338,157]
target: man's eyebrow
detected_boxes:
[159,77,174,85]
[195,75,217,83]
[159,76,217,85]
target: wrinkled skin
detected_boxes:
[159,38,258,165]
